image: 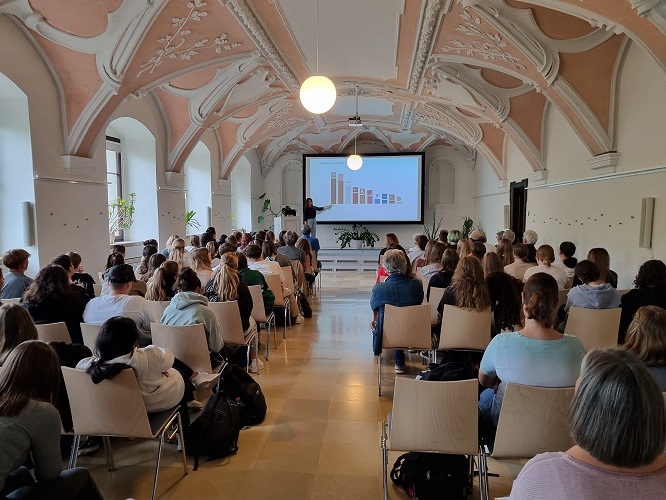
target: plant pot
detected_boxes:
[351,239,363,249]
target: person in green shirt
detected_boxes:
[237,253,274,315]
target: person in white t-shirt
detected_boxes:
[552,241,577,283]
[83,264,156,345]
[522,245,568,290]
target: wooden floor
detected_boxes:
[79,272,517,499]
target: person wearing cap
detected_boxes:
[83,264,156,345]
[1,249,33,299]
[470,230,496,255]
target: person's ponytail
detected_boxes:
[523,273,558,328]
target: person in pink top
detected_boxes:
[510,348,666,499]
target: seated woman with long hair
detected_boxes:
[141,252,166,283]
[135,244,158,281]
[191,247,214,289]
[496,238,514,267]
[418,242,446,279]
[478,273,584,426]
[77,317,218,417]
[510,349,665,499]
[168,238,192,269]
[0,341,102,499]
[437,255,491,322]
[486,271,523,336]
[623,305,666,390]
[145,261,179,301]
[21,265,87,344]
[295,237,316,285]
[457,239,472,259]
[205,252,262,373]
[619,259,666,342]
[427,249,459,301]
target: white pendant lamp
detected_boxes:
[299,0,336,114]
[347,87,363,170]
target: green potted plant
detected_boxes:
[460,216,478,240]
[334,224,379,249]
[423,212,443,241]
[257,193,293,225]
[108,192,136,243]
[185,210,201,230]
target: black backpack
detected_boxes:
[218,363,267,426]
[185,392,241,470]
[418,361,477,382]
[390,452,472,500]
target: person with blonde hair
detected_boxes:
[623,305,666,390]
[504,243,536,281]
[145,261,179,301]
[161,234,180,258]
[168,238,192,269]
[437,255,491,321]
[205,253,263,373]
[457,239,472,259]
[191,247,214,288]
[523,244,568,289]
[185,234,200,253]
[418,242,446,279]
[207,240,220,268]
[496,238,514,267]
[483,252,504,278]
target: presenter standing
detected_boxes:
[303,198,331,237]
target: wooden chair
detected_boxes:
[92,283,102,297]
[282,264,299,297]
[208,301,257,372]
[556,289,569,312]
[1,298,21,305]
[438,305,492,351]
[145,300,171,323]
[617,288,631,296]
[248,284,275,360]
[35,322,71,344]
[62,367,188,500]
[378,303,432,396]
[382,378,479,499]
[80,323,102,352]
[265,272,291,338]
[150,323,218,374]
[479,384,575,500]
[309,249,321,298]
[428,287,445,326]
[418,273,430,303]
[564,307,621,351]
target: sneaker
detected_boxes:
[395,364,406,374]
[77,437,100,456]
[294,314,305,324]
[250,359,264,374]
[192,371,220,391]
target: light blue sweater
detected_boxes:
[160,292,223,353]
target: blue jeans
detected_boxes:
[479,388,500,427]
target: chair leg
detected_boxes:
[377,354,382,397]
[177,412,188,475]
[265,323,270,361]
[152,434,165,500]
[103,436,116,471]
[68,434,81,469]
[381,421,389,500]
[283,304,288,339]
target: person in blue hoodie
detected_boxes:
[161,267,223,354]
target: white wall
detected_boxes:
[231,155,252,231]
[474,41,666,288]
[184,142,212,231]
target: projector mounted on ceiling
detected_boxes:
[348,115,363,127]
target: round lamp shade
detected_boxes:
[300,75,337,114]
[347,154,363,170]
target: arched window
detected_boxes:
[184,142,212,232]
[281,160,303,208]
[429,157,457,207]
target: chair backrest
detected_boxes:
[382,304,432,350]
[265,273,285,307]
[390,377,478,455]
[493,383,575,458]
[301,253,313,275]
[418,274,429,303]
[145,300,171,323]
[35,322,71,344]
[556,289,568,312]
[564,307,621,352]
[282,266,296,294]
[130,280,147,297]
[617,288,631,296]
[438,305,492,351]
[207,301,246,345]
[61,366,154,439]
[2,298,20,305]
[428,287,445,326]
[248,284,268,322]
[92,284,102,297]
[98,271,104,282]
[150,322,212,373]
[288,260,304,291]
[310,250,318,273]
[80,323,102,352]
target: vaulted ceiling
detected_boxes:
[2,0,664,180]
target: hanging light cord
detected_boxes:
[316,0,319,75]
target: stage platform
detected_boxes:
[318,248,380,273]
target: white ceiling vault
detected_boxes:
[1,0,664,180]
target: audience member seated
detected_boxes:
[265,231,276,245]
[436,255,491,326]
[237,253,275,316]
[184,234,200,253]
[470,230,496,254]
[0,341,103,500]
[112,245,126,258]
[509,349,665,499]
[100,252,124,296]
[413,239,435,271]
[253,230,266,247]
[169,237,192,269]
[619,260,666,343]
[200,227,217,248]
[370,250,424,374]
[277,231,306,263]
[504,243,536,281]
[471,241,487,261]
[564,260,621,316]
[438,229,448,245]
[205,252,264,373]
[523,245,568,290]
[141,252,166,283]
[0,304,39,366]
[623,306,666,390]
[161,234,180,258]
[239,233,253,251]
[21,265,87,344]
[483,252,504,278]
[486,271,523,335]
[51,254,93,302]
[377,233,408,265]
[502,229,516,244]
[277,230,287,247]
[84,265,156,344]
[191,248,214,289]
[553,241,577,282]
[522,230,538,264]
[496,238,514,267]
[69,252,96,298]
[135,244,158,281]
[408,234,428,264]
[573,247,618,289]
[301,225,320,256]
[207,240,220,268]
[161,267,224,355]
[478,273,584,426]
[145,261,179,301]
[427,249,459,301]
[295,237,317,285]
[1,249,32,299]
[418,242,446,279]
[447,230,461,250]
[78,317,218,420]
[457,239,472,259]
[260,240,299,285]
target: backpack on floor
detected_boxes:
[418,361,477,382]
[299,293,312,318]
[185,392,241,470]
[218,363,267,426]
[390,452,472,500]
